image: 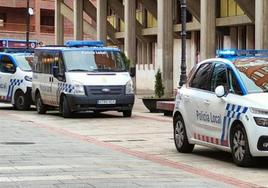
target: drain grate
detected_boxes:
[103,140,123,143]
[1,142,35,145]
[127,139,146,142]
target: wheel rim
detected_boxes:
[36,97,41,112]
[175,120,184,148]
[233,129,246,161]
[17,95,24,108]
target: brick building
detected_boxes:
[0,0,95,44]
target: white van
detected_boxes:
[32,40,135,118]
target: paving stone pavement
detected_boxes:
[0,107,235,188]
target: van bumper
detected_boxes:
[65,94,135,112]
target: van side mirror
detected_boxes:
[215,85,226,98]
[130,67,136,77]
[52,65,59,77]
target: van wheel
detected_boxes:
[230,124,254,167]
[14,90,30,110]
[123,110,132,117]
[36,93,47,114]
[174,115,194,153]
[62,96,72,118]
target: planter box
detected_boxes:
[142,98,174,113]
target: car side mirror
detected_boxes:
[130,67,136,77]
[215,85,226,98]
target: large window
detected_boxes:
[13,54,33,72]
[189,63,213,91]
[211,63,228,92]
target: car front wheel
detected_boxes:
[174,115,194,153]
[36,93,47,114]
[230,124,254,167]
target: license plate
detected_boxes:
[97,100,116,105]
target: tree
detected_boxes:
[154,69,165,98]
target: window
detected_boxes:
[54,52,65,75]
[189,63,213,91]
[33,50,55,74]
[0,55,16,74]
[211,63,228,92]
[228,70,243,95]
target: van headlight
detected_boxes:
[24,76,32,82]
[125,80,134,94]
[254,117,268,127]
[73,84,85,95]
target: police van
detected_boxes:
[173,50,268,166]
[0,39,36,110]
[32,40,135,118]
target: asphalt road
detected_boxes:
[0,99,267,188]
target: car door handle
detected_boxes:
[204,100,211,105]
[184,95,190,102]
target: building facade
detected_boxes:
[2,0,264,96]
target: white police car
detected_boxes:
[0,50,33,110]
[173,50,268,166]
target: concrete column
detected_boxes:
[200,0,216,60]
[255,0,268,49]
[124,0,136,67]
[230,27,238,49]
[35,0,41,37]
[157,0,173,97]
[238,26,245,50]
[97,0,107,45]
[246,25,254,49]
[55,0,64,45]
[142,42,147,69]
[74,0,83,40]
[147,42,152,68]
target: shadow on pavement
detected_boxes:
[46,111,125,119]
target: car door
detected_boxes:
[183,62,214,139]
[0,55,17,101]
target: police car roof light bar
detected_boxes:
[65,40,104,48]
[217,49,268,58]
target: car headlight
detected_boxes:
[250,107,268,115]
[24,76,32,82]
[125,80,134,94]
[73,84,85,95]
[254,117,268,127]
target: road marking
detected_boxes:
[4,113,260,188]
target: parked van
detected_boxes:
[32,40,135,118]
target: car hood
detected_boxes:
[243,93,268,109]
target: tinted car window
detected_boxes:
[228,70,243,95]
[211,63,228,92]
[0,55,16,74]
[190,63,213,91]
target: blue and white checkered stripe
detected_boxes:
[58,83,75,94]
[6,79,23,100]
[221,103,248,146]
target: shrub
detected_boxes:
[154,69,165,98]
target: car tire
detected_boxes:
[36,93,47,114]
[14,90,31,110]
[123,110,132,117]
[62,96,72,118]
[230,123,254,167]
[174,115,194,153]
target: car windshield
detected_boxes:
[63,50,126,72]
[13,54,33,71]
[234,58,268,93]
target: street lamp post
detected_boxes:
[179,0,187,87]
[26,0,34,48]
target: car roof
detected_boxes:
[35,46,121,52]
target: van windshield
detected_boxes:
[14,54,33,71]
[63,50,126,72]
